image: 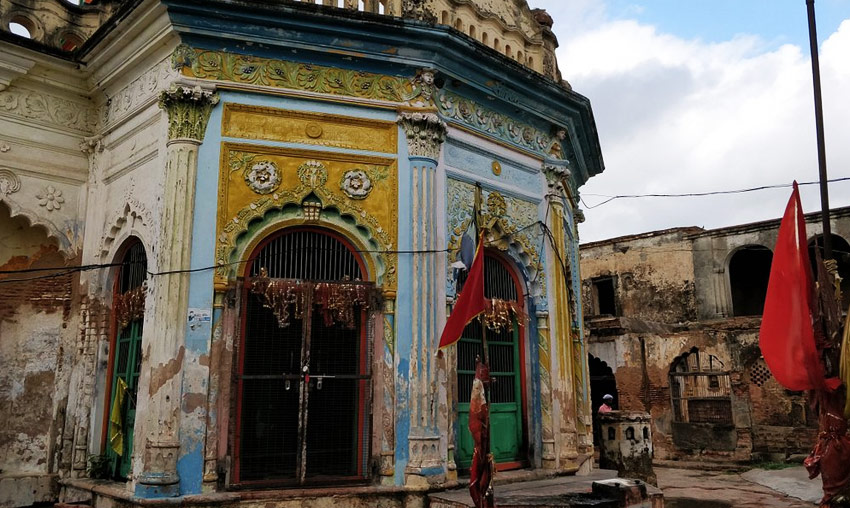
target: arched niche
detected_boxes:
[727,245,773,316]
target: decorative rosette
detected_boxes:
[245,160,281,194]
[340,170,373,199]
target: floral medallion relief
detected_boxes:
[217,144,398,289]
[36,185,65,211]
[244,160,281,194]
[340,170,372,199]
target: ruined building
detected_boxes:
[0,0,604,506]
[581,206,850,463]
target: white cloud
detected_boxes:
[530,1,850,243]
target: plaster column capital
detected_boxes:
[543,159,571,197]
[398,109,446,162]
[158,84,220,143]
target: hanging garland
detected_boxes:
[251,268,383,329]
[114,284,146,329]
[481,298,525,331]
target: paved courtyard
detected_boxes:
[659,465,821,508]
[429,465,822,507]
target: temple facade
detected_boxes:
[0,1,603,505]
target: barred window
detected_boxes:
[669,348,733,425]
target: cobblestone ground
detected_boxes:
[658,466,818,508]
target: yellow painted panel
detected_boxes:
[223,104,397,154]
[215,141,398,290]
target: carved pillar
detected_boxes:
[536,311,557,469]
[134,85,218,497]
[543,161,591,468]
[398,109,447,486]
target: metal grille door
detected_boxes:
[237,229,371,485]
[456,254,524,469]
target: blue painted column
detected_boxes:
[397,109,447,487]
[134,85,219,498]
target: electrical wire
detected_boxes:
[0,219,550,284]
[580,176,850,209]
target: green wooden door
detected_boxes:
[107,318,143,479]
[456,319,523,468]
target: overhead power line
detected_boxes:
[581,176,850,209]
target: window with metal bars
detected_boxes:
[237,228,371,485]
[669,348,733,425]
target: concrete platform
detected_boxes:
[428,469,664,507]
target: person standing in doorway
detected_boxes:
[599,394,614,414]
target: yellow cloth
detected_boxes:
[109,377,128,456]
[842,307,850,418]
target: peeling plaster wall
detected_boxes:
[588,325,755,462]
[580,229,697,324]
[582,210,850,463]
[0,205,79,507]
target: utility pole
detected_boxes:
[806,0,833,259]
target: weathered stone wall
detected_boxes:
[580,229,698,324]
[589,324,756,462]
[583,209,850,463]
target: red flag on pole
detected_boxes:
[439,232,487,349]
[759,182,841,391]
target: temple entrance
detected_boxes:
[105,239,147,479]
[235,228,373,485]
[456,254,525,470]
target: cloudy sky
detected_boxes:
[527,0,850,243]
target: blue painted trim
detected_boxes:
[394,126,412,485]
[134,480,179,498]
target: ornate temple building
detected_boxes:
[0,0,603,505]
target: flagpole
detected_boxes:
[806,0,833,259]
[473,183,491,366]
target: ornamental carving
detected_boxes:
[297,160,328,188]
[36,185,65,211]
[0,169,20,196]
[216,144,398,289]
[244,160,281,194]
[158,85,220,141]
[174,47,573,159]
[486,191,506,217]
[446,180,545,302]
[104,58,176,127]
[0,87,95,132]
[543,161,572,196]
[398,111,446,161]
[178,48,418,103]
[340,170,372,199]
[437,89,562,157]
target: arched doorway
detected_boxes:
[728,245,773,316]
[104,238,148,479]
[234,228,375,486]
[588,355,617,447]
[456,253,526,470]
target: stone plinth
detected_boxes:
[599,411,657,485]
